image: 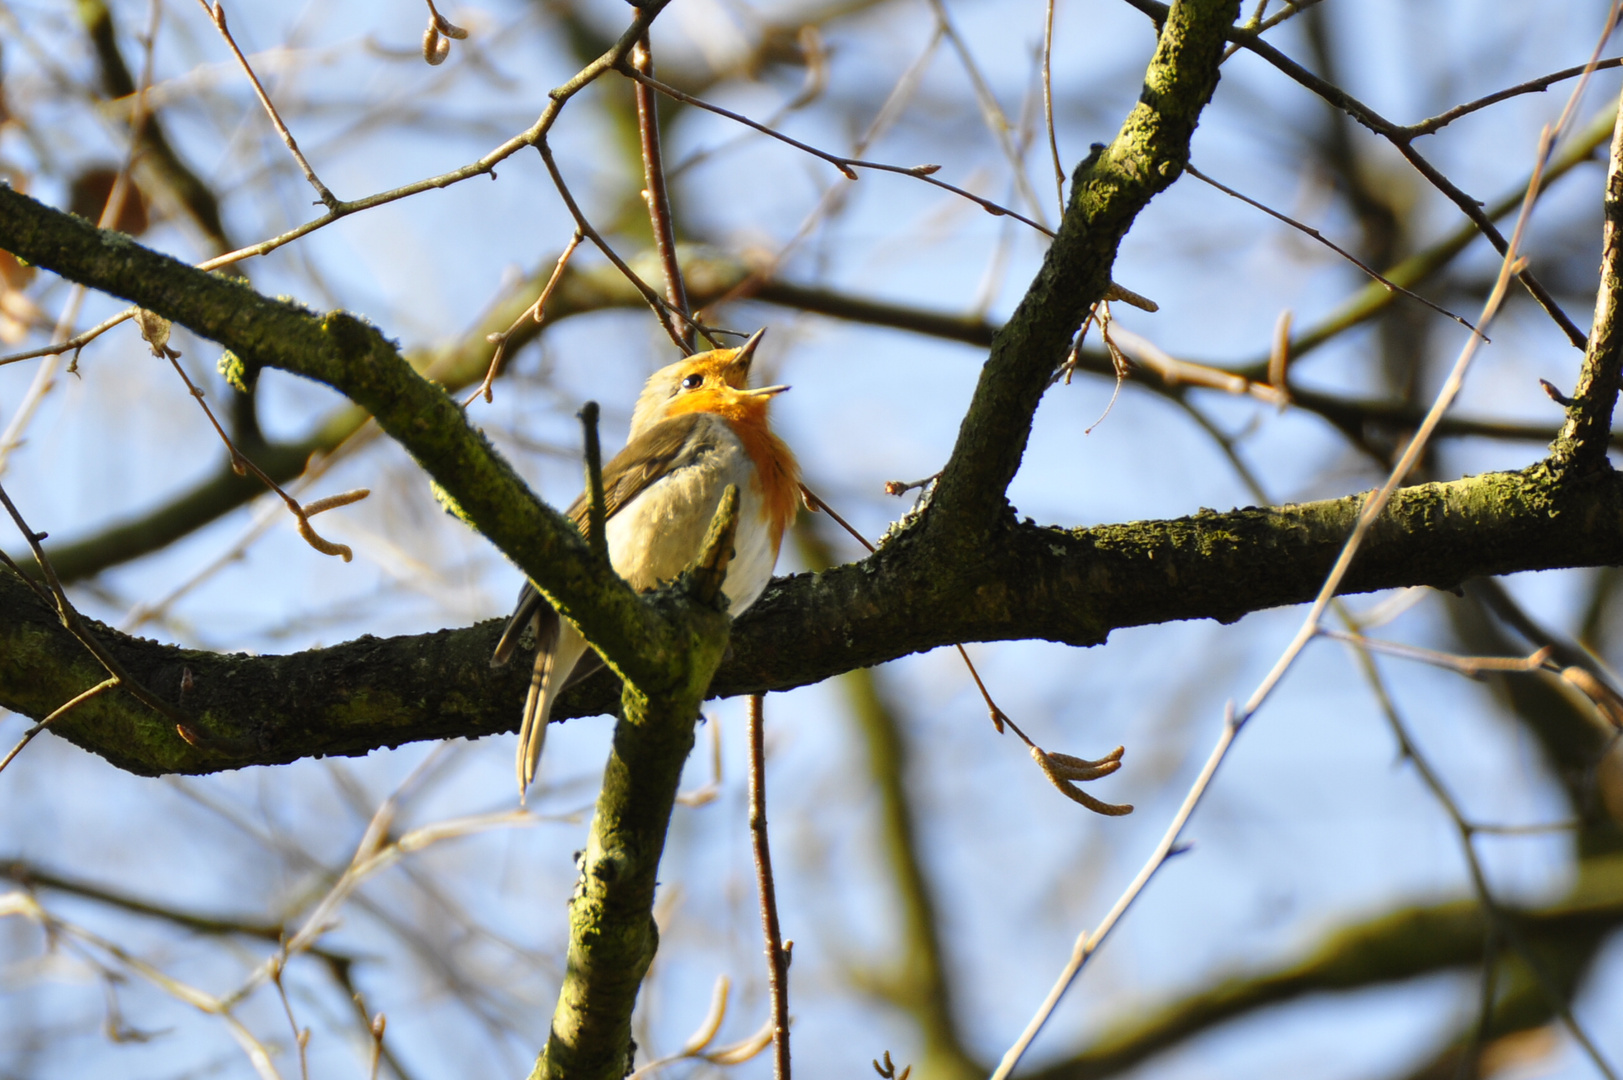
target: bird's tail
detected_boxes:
[516,619,589,801]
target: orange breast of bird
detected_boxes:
[668,389,801,553]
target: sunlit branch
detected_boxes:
[632,35,696,352]
[747,694,792,1080]
[1403,55,1623,138]
[193,0,338,208]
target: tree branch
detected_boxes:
[928,0,1239,540]
[1554,86,1623,471]
[6,461,1622,776]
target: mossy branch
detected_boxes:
[928,0,1239,541]
[5,461,1622,776]
[529,491,739,1080]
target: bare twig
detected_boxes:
[1042,0,1065,215]
[927,0,1049,228]
[1317,630,1553,678]
[631,34,695,352]
[1338,632,1620,1079]
[151,339,369,561]
[747,694,792,1080]
[799,481,1126,811]
[1127,0,1598,348]
[0,308,137,369]
[535,140,699,352]
[1403,56,1623,138]
[194,0,338,207]
[269,960,311,1080]
[618,65,1057,237]
[1185,163,1480,336]
[466,229,584,407]
[0,677,120,777]
[708,25,945,305]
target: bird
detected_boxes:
[491,329,800,798]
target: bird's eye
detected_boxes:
[680,374,704,390]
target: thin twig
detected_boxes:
[579,402,608,562]
[535,140,698,352]
[927,0,1049,228]
[466,229,584,407]
[1339,633,1620,1079]
[194,0,338,208]
[1041,0,1065,215]
[0,308,137,368]
[1127,0,1592,348]
[797,482,1022,736]
[0,480,187,727]
[0,677,120,776]
[1403,56,1623,138]
[1316,630,1552,678]
[711,26,945,304]
[619,65,1057,238]
[269,960,311,1080]
[157,347,368,562]
[798,481,1125,810]
[1185,163,1479,336]
[747,694,792,1080]
[632,34,695,352]
[122,438,365,632]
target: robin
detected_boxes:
[491,330,800,797]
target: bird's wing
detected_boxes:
[568,413,712,526]
[491,413,716,667]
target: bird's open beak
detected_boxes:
[725,328,768,382]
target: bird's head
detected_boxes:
[630,329,786,436]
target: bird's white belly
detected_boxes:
[604,427,776,614]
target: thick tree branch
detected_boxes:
[531,487,739,1080]
[6,461,1622,776]
[929,0,1238,540]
